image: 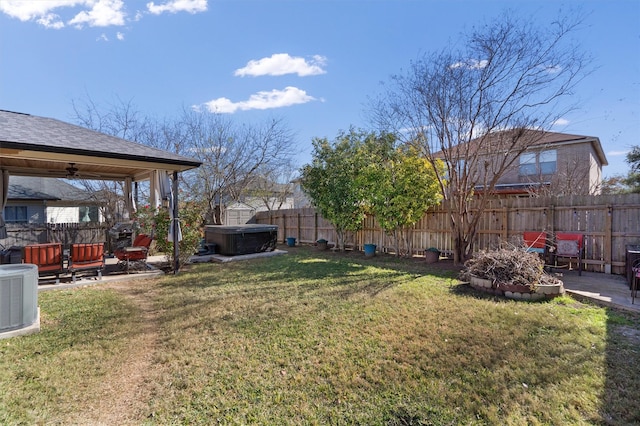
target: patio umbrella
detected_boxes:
[124,176,136,217]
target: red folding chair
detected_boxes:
[114,234,153,272]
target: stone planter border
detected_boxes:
[468,276,564,301]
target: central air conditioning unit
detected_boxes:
[0,264,40,338]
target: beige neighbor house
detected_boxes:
[224,196,295,225]
[458,129,608,196]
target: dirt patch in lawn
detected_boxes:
[66,279,162,425]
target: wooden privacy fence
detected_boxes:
[3,223,111,251]
[255,193,640,275]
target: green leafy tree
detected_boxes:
[600,146,640,194]
[363,142,445,256]
[600,175,629,194]
[300,129,369,251]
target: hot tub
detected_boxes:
[205,225,278,256]
[0,264,40,339]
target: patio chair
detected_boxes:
[114,234,153,272]
[552,233,584,276]
[69,242,105,282]
[22,242,65,283]
[523,231,548,256]
[632,258,640,305]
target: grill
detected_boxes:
[109,222,134,252]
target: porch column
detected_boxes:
[172,171,180,274]
[0,170,9,239]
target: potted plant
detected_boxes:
[316,238,328,250]
[425,247,440,263]
[363,243,377,257]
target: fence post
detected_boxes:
[297,212,301,241]
[502,206,508,241]
[604,204,612,274]
[282,213,286,243]
[314,212,318,242]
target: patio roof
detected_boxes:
[0,110,201,180]
[1,109,202,271]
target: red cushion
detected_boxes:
[523,232,546,249]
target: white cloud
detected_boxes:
[607,150,629,157]
[68,0,125,28]
[97,33,109,41]
[37,13,65,29]
[544,65,562,74]
[552,118,570,127]
[0,0,206,29]
[0,0,80,21]
[0,0,125,28]
[235,53,327,77]
[449,59,488,70]
[116,31,125,40]
[198,87,317,113]
[147,0,207,15]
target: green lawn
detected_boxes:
[1,246,639,425]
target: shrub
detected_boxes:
[133,202,202,271]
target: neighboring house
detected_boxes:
[458,129,608,196]
[291,177,312,208]
[222,176,298,225]
[224,196,295,225]
[4,176,103,224]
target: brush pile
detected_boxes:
[461,244,560,291]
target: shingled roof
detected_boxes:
[8,176,92,202]
[0,110,201,180]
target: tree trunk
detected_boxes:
[394,230,400,257]
[336,229,345,252]
[214,205,222,225]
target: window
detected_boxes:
[79,206,98,223]
[538,150,557,174]
[4,206,28,223]
[519,149,556,176]
[519,153,537,176]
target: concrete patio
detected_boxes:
[559,270,640,313]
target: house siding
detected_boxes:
[487,140,602,195]
[47,206,80,224]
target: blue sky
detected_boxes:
[1,0,638,178]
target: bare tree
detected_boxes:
[177,110,296,224]
[71,95,151,227]
[371,11,589,263]
[71,94,151,142]
[243,165,297,212]
[71,97,297,225]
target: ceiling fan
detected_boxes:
[65,163,79,178]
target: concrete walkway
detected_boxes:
[559,270,640,313]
